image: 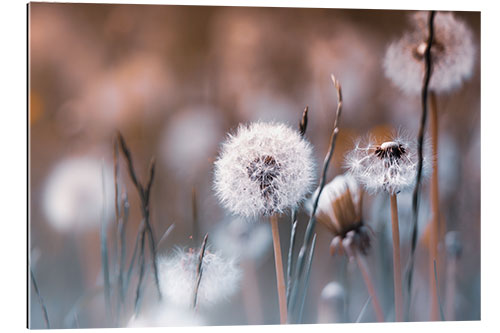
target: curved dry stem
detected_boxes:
[429,91,441,321]
[288,74,343,316]
[406,10,436,320]
[354,252,385,322]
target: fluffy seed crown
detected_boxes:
[213,121,316,217]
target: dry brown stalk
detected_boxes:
[429,91,441,321]
[352,250,385,322]
[270,214,288,324]
[390,194,403,322]
[299,106,309,136]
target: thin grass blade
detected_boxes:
[297,233,317,323]
[355,296,372,323]
[434,260,445,321]
[30,268,50,329]
[192,233,209,310]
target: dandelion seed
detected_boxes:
[345,133,430,195]
[384,11,476,95]
[42,157,114,233]
[159,248,241,309]
[213,122,316,217]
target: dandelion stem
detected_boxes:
[406,10,436,321]
[390,194,403,322]
[429,91,441,321]
[270,215,288,324]
[353,251,385,322]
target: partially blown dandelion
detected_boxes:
[213,122,316,217]
[384,11,475,95]
[43,157,113,233]
[345,134,428,195]
[159,248,241,309]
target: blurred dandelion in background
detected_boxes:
[317,282,346,323]
[158,247,241,309]
[159,105,224,181]
[212,217,272,262]
[384,11,476,95]
[127,301,206,327]
[42,157,114,233]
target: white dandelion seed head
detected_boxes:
[159,247,241,309]
[127,301,206,327]
[212,216,272,262]
[345,132,431,195]
[384,11,476,95]
[42,157,114,233]
[213,122,316,217]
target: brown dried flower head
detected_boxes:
[310,174,372,257]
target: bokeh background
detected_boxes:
[29,3,480,328]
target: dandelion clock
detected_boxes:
[214,121,316,323]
